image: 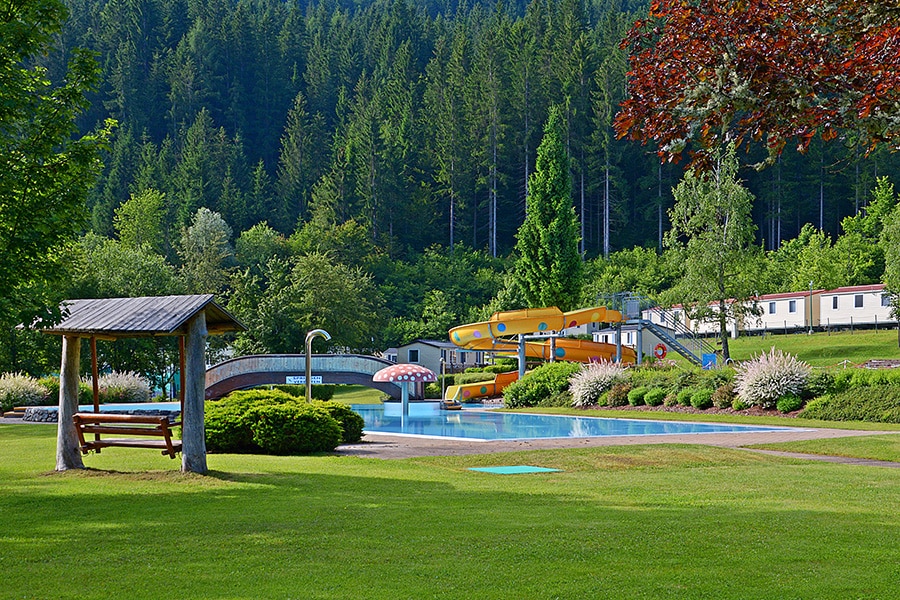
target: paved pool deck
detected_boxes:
[338,426,900,464]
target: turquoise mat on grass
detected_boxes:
[468,465,562,474]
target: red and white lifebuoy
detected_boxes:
[653,343,667,360]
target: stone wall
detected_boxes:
[23,407,181,423]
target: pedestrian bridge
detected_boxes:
[205,354,402,400]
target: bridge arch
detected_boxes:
[205,354,403,400]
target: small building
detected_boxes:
[396,339,484,374]
[749,290,822,332]
[818,284,893,328]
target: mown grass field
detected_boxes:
[724,328,900,367]
[2,423,898,599]
[750,434,900,463]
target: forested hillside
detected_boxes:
[54,0,899,255]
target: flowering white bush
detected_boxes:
[734,348,811,409]
[569,360,627,407]
[84,371,151,403]
[0,373,50,412]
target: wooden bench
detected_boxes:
[73,413,182,459]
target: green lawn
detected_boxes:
[750,433,900,463]
[2,423,899,599]
[727,328,900,367]
[332,383,384,404]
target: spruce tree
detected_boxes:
[514,106,583,310]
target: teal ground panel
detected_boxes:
[468,465,562,474]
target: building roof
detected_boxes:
[399,339,465,350]
[41,295,245,338]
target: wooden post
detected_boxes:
[181,311,208,474]
[56,335,85,471]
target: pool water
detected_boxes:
[353,402,801,441]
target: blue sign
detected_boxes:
[701,354,717,370]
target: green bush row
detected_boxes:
[270,384,336,401]
[503,362,581,408]
[799,386,900,423]
[205,389,364,454]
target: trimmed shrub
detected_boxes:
[205,399,258,453]
[676,388,695,407]
[734,348,811,409]
[0,373,49,412]
[606,383,632,407]
[248,403,342,454]
[644,388,666,407]
[503,362,581,408]
[776,393,804,413]
[569,360,627,407]
[731,398,749,411]
[799,385,900,423]
[627,386,649,406]
[272,384,336,401]
[314,400,364,443]
[690,388,714,410]
[540,390,573,407]
[802,371,835,399]
[663,393,678,407]
[204,389,349,454]
[711,383,736,409]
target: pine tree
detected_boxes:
[514,106,583,310]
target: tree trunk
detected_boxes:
[56,335,84,471]
[182,312,208,474]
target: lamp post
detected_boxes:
[305,329,331,403]
[808,281,814,334]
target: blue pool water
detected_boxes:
[352,402,800,441]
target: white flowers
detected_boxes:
[734,348,810,409]
[569,361,627,407]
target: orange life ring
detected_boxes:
[654,343,667,360]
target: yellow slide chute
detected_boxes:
[445,306,636,402]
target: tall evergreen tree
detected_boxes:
[514,106,583,310]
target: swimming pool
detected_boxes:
[353,402,801,441]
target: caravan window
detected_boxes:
[832,296,838,310]
[855,294,864,308]
[408,349,419,363]
[768,302,776,314]
[883,294,891,307]
[788,300,797,313]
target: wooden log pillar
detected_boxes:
[181,311,208,474]
[56,335,85,471]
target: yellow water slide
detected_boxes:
[444,306,636,401]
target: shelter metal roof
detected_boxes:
[41,294,245,338]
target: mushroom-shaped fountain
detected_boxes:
[372,364,438,416]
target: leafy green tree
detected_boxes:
[229,253,384,354]
[179,207,234,295]
[0,0,113,331]
[880,191,900,346]
[113,188,168,254]
[514,106,583,310]
[663,146,759,360]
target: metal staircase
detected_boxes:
[636,318,717,366]
[598,293,718,366]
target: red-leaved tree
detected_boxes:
[614,0,900,165]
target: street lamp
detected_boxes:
[808,281,814,334]
[305,329,331,402]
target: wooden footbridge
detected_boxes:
[205,354,403,400]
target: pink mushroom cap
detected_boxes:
[373,363,438,383]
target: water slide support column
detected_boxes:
[518,334,526,379]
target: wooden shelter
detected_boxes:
[41,295,245,474]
